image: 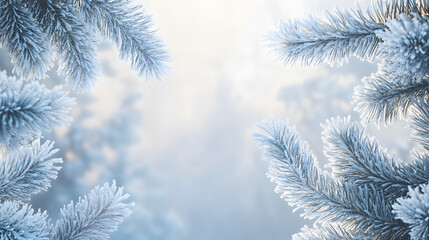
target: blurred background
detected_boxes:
[0,0,416,239]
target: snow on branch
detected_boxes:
[0,201,50,239]
[269,8,382,66]
[0,0,52,80]
[0,140,61,202]
[73,0,169,80]
[269,0,429,67]
[0,71,74,149]
[53,181,134,240]
[393,183,429,240]
[408,99,429,151]
[377,14,429,81]
[255,119,408,239]
[26,0,99,91]
[292,223,366,240]
[0,0,168,90]
[322,116,428,201]
[353,69,429,124]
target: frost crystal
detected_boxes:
[393,183,429,240]
[377,14,429,83]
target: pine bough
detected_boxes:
[0,0,168,91]
[0,0,167,238]
[258,0,429,239]
[0,70,133,239]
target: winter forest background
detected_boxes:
[0,0,417,239]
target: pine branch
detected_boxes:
[0,140,61,201]
[74,0,169,79]
[255,119,408,239]
[376,14,429,81]
[393,183,429,240]
[270,8,382,66]
[0,0,52,79]
[26,0,99,91]
[368,0,429,22]
[0,201,50,239]
[292,223,366,240]
[406,152,429,185]
[408,99,429,151]
[0,71,74,149]
[322,117,426,201]
[269,0,429,67]
[353,69,429,124]
[53,181,133,240]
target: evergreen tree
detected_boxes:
[257,0,429,239]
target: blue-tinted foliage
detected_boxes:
[292,223,365,240]
[255,119,408,239]
[262,0,429,239]
[0,0,168,90]
[73,0,169,80]
[0,0,154,236]
[0,138,133,239]
[0,201,50,240]
[53,181,133,240]
[270,0,429,124]
[0,140,61,201]
[322,117,428,201]
[25,0,99,90]
[393,183,429,239]
[0,0,52,80]
[0,71,73,149]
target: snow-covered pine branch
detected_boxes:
[393,183,429,240]
[408,99,429,151]
[0,201,50,240]
[25,0,99,90]
[322,117,428,201]
[0,0,52,80]
[0,140,61,202]
[255,119,408,239]
[351,12,429,123]
[377,14,429,81]
[0,0,168,90]
[269,0,429,67]
[0,71,73,149]
[292,223,366,240]
[53,181,134,240]
[353,69,429,124]
[261,0,429,238]
[270,8,382,66]
[271,0,429,125]
[73,0,169,80]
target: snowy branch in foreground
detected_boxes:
[322,117,428,201]
[269,0,429,67]
[393,183,429,240]
[70,0,168,80]
[0,140,61,202]
[255,119,408,239]
[353,69,429,124]
[53,181,134,240]
[0,71,74,149]
[0,0,52,80]
[0,201,50,240]
[26,0,99,90]
[1,0,168,90]
[292,223,367,240]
